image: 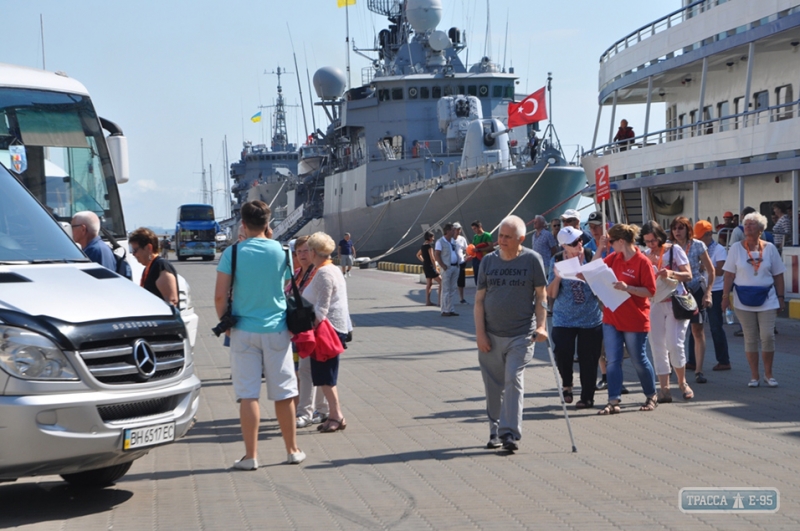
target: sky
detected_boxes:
[2,0,678,230]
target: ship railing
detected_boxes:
[584,98,800,158]
[599,0,725,65]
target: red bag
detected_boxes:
[313,319,344,362]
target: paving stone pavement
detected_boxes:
[4,260,800,530]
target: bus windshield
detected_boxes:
[0,88,125,237]
[179,205,214,222]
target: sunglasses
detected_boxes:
[643,237,657,244]
[609,238,618,245]
[565,239,581,247]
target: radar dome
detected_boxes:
[313,67,346,100]
[406,0,442,34]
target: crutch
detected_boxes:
[543,314,577,453]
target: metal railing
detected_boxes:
[584,98,800,158]
[600,0,726,64]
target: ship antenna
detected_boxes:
[483,0,491,60]
[547,72,554,144]
[502,10,509,72]
[40,14,46,69]
[345,1,352,91]
[304,45,317,133]
[287,25,309,141]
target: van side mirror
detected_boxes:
[106,134,130,184]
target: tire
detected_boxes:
[177,252,187,262]
[60,461,133,488]
[202,255,213,261]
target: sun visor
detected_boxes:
[16,108,88,148]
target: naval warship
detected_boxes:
[265,0,589,264]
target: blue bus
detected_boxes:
[175,204,220,261]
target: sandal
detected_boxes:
[680,383,694,400]
[562,388,573,404]
[575,400,594,410]
[639,396,658,411]
[657,389,673,404]
[319,417,347,433]
[597,402,620,415]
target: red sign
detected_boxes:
[595,165,610,203]
[507,87,547,128]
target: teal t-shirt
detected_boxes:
[217,238,292,333]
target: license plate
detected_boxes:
[123,422,175,450]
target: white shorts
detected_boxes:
[230,328,298,402]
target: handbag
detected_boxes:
[733,284,771,307]
[284,250,316,334]
[669,246,698,320]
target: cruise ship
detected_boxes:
[580,0,800,308]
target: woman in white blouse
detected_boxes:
[721,212,786,388]
[303,232,352,432]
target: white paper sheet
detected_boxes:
[579,259,630,312]
[553,256,585,283]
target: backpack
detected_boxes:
[101,227,133,280]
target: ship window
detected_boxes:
[408,87,418,99]
[493,85,503,98]
[443,85,454,96]
[467,85,477,96]
[703,106,713,134]
[379,89,390,101]
[432,86,442,98]
[420,86,430,99]
[392,87,404,100]
[776,84,793,120]
[718,101,730,132]
[457,85,466,95]
[355,183,357,191]
[753,90,768,111]
[504,85,514,98]
[689,109,698,136]
[733,96,745,128]
[479,85,489,97]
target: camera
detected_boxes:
[212,311,237,337]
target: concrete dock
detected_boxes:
[4,260,800,530]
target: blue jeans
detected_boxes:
[472,258,481,285]
[687,290,730,365]
[602,324,656,402]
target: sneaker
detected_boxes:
[695,372,708,384]
[501,435,519,452]
[748,379,760,388]
[311,412,328,424]
[712,363,731,371]
[286,450,306,464]
[734,329,744,337]
[486,434,502,449]
[233,457,258,470]
[596,378,608,391]
[764,377,779,388]
[620,386,630,395]
[296,416,313,428]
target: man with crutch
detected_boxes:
[474,215,548,452]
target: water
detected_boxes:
[726,308,735,325]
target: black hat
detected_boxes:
[587,211,603,225]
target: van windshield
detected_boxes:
[0,87,126,237]
[0,164,87,263]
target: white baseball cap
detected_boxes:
[560,209,580,220]
[557,226,584,246]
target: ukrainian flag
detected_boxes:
[251,111,262,123]
[337,0,355,7]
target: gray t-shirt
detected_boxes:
[477,247,547,337]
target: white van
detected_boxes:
[0,163,201,486]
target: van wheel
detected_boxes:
[177,253,187,262]
[60,461,133,488]
[202,255,213,261]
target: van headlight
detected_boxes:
[0,326,78,380]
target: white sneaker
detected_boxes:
[747,379,760,388]
[764,377,779,388]
[296,416,313,428]
[347,271,351,277]
[233,457,258,470]
[287,450,306,464]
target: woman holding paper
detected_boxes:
[639,221,694,402]
[547,227,603,409]
[595,224,659,415]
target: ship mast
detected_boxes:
[266,67,290,152]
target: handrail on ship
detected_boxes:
[583,97,800,158]
[599,0,724,64]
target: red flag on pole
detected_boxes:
[595,165,610,203]
[507,87,547,128]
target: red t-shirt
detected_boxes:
[602,249,656,332]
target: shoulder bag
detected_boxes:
[669,246,699,320]
[284,249,316,334]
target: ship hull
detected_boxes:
[296,165,587,264]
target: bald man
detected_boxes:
[71,211,116,271]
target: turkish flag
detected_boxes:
[507,87,547,128]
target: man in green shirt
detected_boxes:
[470,220,494,285]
